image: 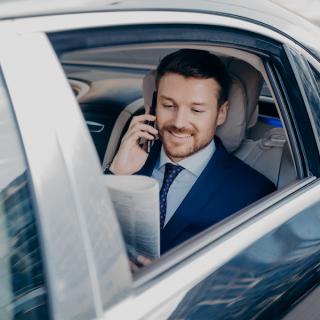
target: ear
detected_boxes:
[216,100,229,126]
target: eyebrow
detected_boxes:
[159,95,176,102]
[159,95,208,106]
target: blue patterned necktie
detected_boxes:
[160,163,184,229]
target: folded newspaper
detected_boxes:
[104,175,160,259]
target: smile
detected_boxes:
[169,131,193,139]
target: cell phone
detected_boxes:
[146,91,157,153]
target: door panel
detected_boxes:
[101,179,320,319]
[145,181,320,319]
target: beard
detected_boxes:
[158,124,214,161]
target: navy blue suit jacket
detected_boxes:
[137,137,276,254]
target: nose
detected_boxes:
[172,108,188,128]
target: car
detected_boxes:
[0,0,320,319]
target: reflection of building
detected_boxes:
[169,217,320,319]
[1,171,49,319]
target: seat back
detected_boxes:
[216,58,263,152]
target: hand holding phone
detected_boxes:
[110,113,157,175]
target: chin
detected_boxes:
[164,143,196,160]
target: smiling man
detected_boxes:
[109,49,275,254]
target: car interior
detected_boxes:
[55,42,299,275]
[61,44,296,190]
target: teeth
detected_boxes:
[171,132,191,138]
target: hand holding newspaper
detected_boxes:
[104,175,160,259]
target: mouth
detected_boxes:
[168,130,193,140]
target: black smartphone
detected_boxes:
[146,91,157,153]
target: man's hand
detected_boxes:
[110,114,158,175]
[129,255,153,273]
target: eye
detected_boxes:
[163,104,174,109]
[192,109,205,113]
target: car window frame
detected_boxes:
[283,45,320,176]
[0,30,132,319]
[48,24,318,180]
[48,19,320,263]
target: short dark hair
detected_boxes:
[156,49,231,107]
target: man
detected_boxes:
[108,49,275,254]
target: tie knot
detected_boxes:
[164,163,184,179]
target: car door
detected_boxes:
[0,30,132,319]
[80,19,320,320]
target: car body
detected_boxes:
[0,0,320,319]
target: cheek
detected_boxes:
[156,110,171,128]
[195,114,217,136]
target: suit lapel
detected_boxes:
[161,139,234,250]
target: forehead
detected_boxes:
[158,73,221,100]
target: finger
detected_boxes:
[130,131,155,142]
[129,260,140,273]
[131,123,158,135]
[129,114,156,128]
[136,255,152,266]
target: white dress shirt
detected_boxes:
[152,140,216,226]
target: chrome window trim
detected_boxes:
[0,32,132,318]
[103,177,319,319]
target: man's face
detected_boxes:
[156,72,229,162]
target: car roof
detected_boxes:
[0,0,319,58]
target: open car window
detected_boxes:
[48,25,307,281]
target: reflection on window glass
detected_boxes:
[310,64,320,92]
[288,49,320,138]
[309,64,320,138]
[0,71,49,319]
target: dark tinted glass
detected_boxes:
[310,64,320,92]
[308,64,320,138]
[0,71,49,319]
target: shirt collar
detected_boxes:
[158,140,216,177]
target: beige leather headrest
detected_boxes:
[142,59,263,152]
[215,75,247,152]
[225,59,263,130]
